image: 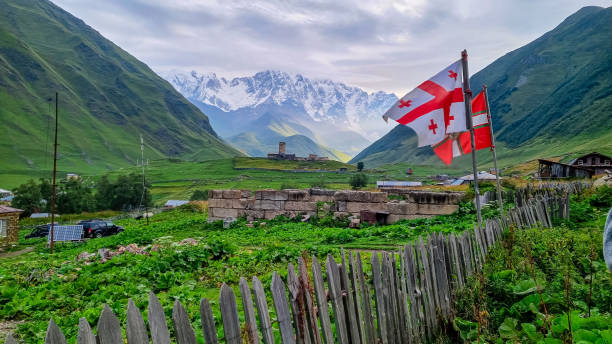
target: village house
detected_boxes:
[569,152,611,175]
[0,205,23,246]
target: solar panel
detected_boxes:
[48,225,84,242]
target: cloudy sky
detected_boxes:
[53,0,609,95]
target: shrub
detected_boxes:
[310,175,328,188]
[190,190,209,201]
[349,173,368,189]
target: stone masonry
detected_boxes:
[0,206,23,246]
[207,188,464,224]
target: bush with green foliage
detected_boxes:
[452,187,612,343]
[190,190,209,201]
[349,173,368,189]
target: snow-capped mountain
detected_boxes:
[165,70,398,158]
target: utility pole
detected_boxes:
[141,135,149,226]
[50,92,58,253]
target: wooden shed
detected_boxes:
[537,159,594,179]
[0,205,23,246]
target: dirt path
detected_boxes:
[0,247,34,258]
[0,320,24,342]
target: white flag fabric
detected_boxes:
[383,60,467,146]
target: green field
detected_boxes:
[0,199,487,342]
[98,158,467,204]
[1,185,610,343]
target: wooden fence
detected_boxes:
[4,186,578,344]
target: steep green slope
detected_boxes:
[352,6,612,167]
[0,0,240,184]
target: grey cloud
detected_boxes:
[52,0,610,95]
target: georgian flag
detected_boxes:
[383,60,466,147]
[432,91,493,165]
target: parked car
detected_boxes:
[78,220,124,238]
[25,223,58,239]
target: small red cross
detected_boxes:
[448,70,457,80]
[428,119,438,134]
[398,99,411,108]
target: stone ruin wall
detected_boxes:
[207,188,464,224]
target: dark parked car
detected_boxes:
[78,220,124,238]
[25,223,58,239]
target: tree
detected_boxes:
[95,173,151,211]
[11,180,42,216]
[56,178,94,214]
[349,173,368,190]
[39,178,52,211]
[357,161,364,171]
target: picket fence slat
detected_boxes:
[219,283,241,344]
[97,304,123,344]
[355,252,376,344]
[271,272,296,344]
[240,277,260,344]
[77,318,96,344]
[312,256,334,344]
[45,318,67,344]
[340,251,361,344]
[371,253,387,344]
[199,298,219,344]
[126,299,149,344]
[173,300,197,344]
[326,255,350,344]
[287,263,309,344]
[148,291,171,344]
[251,277,274,344]
[298,257,322,344]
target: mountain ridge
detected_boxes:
[166,70,398,158]
[0,0,241,184]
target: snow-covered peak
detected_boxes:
[166,70,397,121]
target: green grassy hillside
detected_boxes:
[0,0,240,185]
[352,6,612,167]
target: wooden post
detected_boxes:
[50,92,58,253]
[461,50,483,230]
[483,85,504,215]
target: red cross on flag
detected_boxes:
[383,60,466,147]
[431,91,493,165]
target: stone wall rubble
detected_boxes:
[208,188,464,224]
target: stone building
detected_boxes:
[267,142,328,161]
[0,205,23,246]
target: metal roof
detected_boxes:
[30,212,50,218]
[460,171,502,181]
[377,181,422,187]
[0,205,23,214]
[164,200,189,207]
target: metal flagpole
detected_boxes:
[461,50,483,230]
[483,85,504,215]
